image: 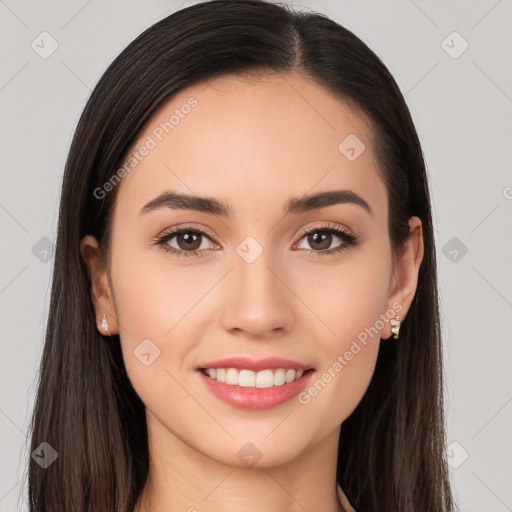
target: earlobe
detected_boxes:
[382,216,424,339]
[79,235,118,335]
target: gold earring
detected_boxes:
[390,316,401,339]
[100,314,110,334]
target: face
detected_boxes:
[82,72,422,469]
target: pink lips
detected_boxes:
[197,356,312,372]
[195,356,315,410]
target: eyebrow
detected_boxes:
[139,189,373,218]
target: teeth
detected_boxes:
[255,369,273,388]
[203,367,307,388]
[226,368,239,385]
[274,368,286,386]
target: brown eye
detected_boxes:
[306,231,333,251]
[174,231,203,251]
[155,227,218,257]
[294,224,359,256]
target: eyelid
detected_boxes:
[150,224,221,259]
[290,221,355,247]
[156,223,219,244]
[155,221,354,244]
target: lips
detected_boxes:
[197,356,313,372]
[196,369,314,409]
[195,356,315,410]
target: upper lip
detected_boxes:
[197,357,313,372]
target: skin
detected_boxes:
[81,72,424,512]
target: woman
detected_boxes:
[27,0,456,510]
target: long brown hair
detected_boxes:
[26,1,456,510]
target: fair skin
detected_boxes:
[81,72,424,512]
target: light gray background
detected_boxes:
[1,1,511,510]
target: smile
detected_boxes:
[196,367,315,410]
[200,367,309,388]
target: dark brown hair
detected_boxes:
[26,1,456,510]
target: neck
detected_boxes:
[134,410,344,512]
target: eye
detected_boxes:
[293,222,359,256]
[152,222,359,258]
[153,226,219,258]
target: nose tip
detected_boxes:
[220,258,295,338]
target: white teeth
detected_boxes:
[239,369,255,387]
[225,368,239,385]
[255,369,274,388]
[202,367,308,388]
[285,369,295,383]
[273,368,286,386]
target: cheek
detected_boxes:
[109,250,215,436]
[109,244,208,388]
[293,246,391,348]
[110,237,214,339]
[292,250,391,423]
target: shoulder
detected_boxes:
[337,482,357,512]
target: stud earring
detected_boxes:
[390,316,401,339]
[100,314,110,334]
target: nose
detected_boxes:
[220,248,296,339]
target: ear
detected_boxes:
[80,235,118,335]
[382,216,424,339]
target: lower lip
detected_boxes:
[196,369,315,410]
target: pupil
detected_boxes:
[309,232,331,250]
[178,232,201,250]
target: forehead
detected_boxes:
[112,72,387,224]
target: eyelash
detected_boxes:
[152,222,360,258]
